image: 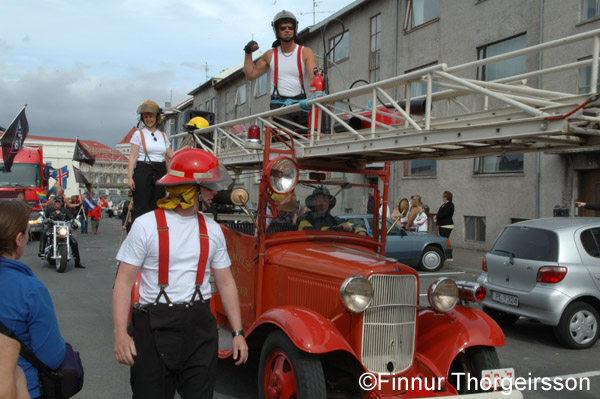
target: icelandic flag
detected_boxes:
[83,194,96,211]
[36,190,47,201]
[51,166,69,188]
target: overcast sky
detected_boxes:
[0,0,355,147]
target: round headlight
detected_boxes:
[427,277,458,312]
[340,276,374,313]
[266,156,298,194]
[58,227,69,237]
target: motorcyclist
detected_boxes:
[297,186,367,234]
[39,198,85,269]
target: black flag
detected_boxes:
[73,138,95,166]
[73,165,93,191]
[1,107,30,173]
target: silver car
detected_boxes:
[477,217,600,349]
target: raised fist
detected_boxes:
[244,40,259,54]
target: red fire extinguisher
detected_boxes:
[307,70,324,134]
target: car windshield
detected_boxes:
[491,226,558,262]
[0,163,41,187]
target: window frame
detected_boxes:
[476,33,527,82]
[582,0,600,22]
[236,84,247,105]
[328,30,350,65]
[473,153,524,174]
[403,0,440,32]
[402,160,437,177]
[405,61,438,98]
[369,14,382,83]
[465,216,486,242]
[255,73,268,98]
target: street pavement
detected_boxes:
[22,217,599,398]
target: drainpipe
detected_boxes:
[536,0,544,219]
[391,0,400,203]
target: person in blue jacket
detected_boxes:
[0,199,66,399]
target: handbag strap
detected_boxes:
[0,320,53,373]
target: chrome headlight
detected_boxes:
[57,227,69,237]
[340,276,373,313]
[427,277,458,312]
[266,156,298,194]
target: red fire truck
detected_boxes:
[0,145,49,235]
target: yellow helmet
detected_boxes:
[185,116,210,131]
[270,192,298,213]
[137,99,161,115]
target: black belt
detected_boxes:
[133,299,210,313]
[136,161,164,166]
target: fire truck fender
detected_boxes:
[416,306,505,376]
[248,306,357,356]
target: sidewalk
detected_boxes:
[445,247,487,280]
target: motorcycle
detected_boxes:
[37,213,79,273]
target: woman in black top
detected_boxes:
[434,191,455,239]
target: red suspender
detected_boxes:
[296,45,304,86]
[153,209,210,303]
[273,45,303,88]
[155,209,169,286]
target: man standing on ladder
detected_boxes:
[243,10,317,129]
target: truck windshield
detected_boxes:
[0,164,41,187]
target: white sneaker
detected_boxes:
[446,258,454,262]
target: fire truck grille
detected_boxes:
[362,274,417,374]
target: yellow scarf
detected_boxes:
[156,184,197,210]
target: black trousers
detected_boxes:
[439,227,453,238]
[130,301,218,399]
[270,95,308,132]
[132,162,166,222]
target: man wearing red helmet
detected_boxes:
[112,149,248,398]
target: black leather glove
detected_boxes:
[244,40,258,54]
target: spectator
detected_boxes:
[91,204,102,235]
[413,203,429,232]
[434,191,455,239]
[107,197,114,218]
[0,199,66,398]
[405,195,422,231]
[121,192,133,234]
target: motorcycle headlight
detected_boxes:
[427,277,459,312]
[57,227,69,237]
[340,275,373,313]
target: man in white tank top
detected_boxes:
[243,10,316,130]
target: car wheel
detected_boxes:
[447,346,500,394]
[554,302,599,349]
[482,306,520,327]
[418,246,444,272]
[258,330,326,399]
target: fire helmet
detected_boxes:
[272,10,298,35]
[185,116,210,131]
[305,186,336,211]
[157,148,232,191]
[137,99,161,115]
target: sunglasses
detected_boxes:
[150,132,157,142]
[279,24,295,31]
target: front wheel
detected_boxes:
[56,244,68,273]
[447,346,500,394]
[418,246,444,272]
[258,330,326,399]
[554,302,599,349]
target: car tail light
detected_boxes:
[482,257,487,272]
[456,281,486,302]
[536,266,567,284]
[446,239,451,248]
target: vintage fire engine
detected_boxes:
[167,28,600,398]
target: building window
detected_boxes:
[236,84,247,105]
[477,33,527,81]
[406,62,438,98]
[578,56,600,94]
[255,74,268,97]
[582,0,600,21]
[225,92,231,114]
[474,154,524,174]
[403,160,437,177]
[328,30,350,64]
[465,216,486,242]
[369,14,381,83]
[404,0,440,31]
[205,100,210,112]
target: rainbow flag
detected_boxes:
[48,183,58,196]
[36,190,47,201]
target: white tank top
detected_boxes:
[269,45,308,98]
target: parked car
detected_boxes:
[113,199,128,218]
[477,217,600,349]
[338,214,452,271]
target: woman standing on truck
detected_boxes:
[127,100,174,223]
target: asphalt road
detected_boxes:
[24,217,600,398]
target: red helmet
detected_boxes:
[157,148,232,190]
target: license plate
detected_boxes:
[492,291,519,306]
[481,368,515,391]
